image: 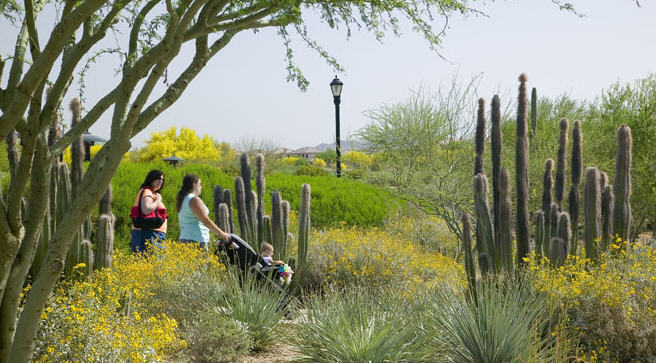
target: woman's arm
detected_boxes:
[140,189,160,215]
[189,197,231,241]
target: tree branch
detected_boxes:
[24,0,41,57]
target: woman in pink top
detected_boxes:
[131,170,167,252]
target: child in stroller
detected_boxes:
[260,242,293,285]
[217,234,292,290]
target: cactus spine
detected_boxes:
[271,190,284,256]
[473,174,495,274]
[568,120,582,255]
[255,154,266,245]
[497,168,513,272]
[555,118,569,209]
[461,213,477,298]
[296,184,311,290]
[530,87,537,139]
[584,167,601,261]
[217,203,231,233]
[601,185,614,251]
[613,125,632,243]
[223,189,234,233]
[515,73,531,266]
[490,95,502,258]
[234,176,251,242]
[474,98,486,176]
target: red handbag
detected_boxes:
[131,188,167,229]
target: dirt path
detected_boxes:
[237,343,299,362]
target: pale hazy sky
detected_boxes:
[2,1,655,150]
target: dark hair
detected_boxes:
[177,174,200,212]
[141,170,164,192]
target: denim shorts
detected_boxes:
[131,230,166,253]
[179,239,209,252]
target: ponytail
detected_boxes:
[176,174,200,212]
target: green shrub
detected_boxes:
[315,149,336,164]
[292,287,431,362]
[294,165,329,177]
[184,310,253,362]
[293,157,310,166]
[343,169,364,179]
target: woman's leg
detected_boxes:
[131,230,146,253]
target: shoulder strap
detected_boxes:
[137,188,160,218]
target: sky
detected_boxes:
[2,1,655,150]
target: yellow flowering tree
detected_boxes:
[342,151,372,169]
[138,127,221,162]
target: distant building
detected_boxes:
[287,147,321,162]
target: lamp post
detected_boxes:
[330,76,343,178]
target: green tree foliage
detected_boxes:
[136,126,229,163]
[358,82,480,242]
[315,149,336,164]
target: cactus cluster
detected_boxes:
[213,153,309,284]
[463,74,634,293]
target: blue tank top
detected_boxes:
[178,194,210,242]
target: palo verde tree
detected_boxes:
[0,0,506,361]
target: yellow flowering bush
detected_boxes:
[383,213,459,258]
[279,156,299,165]
[524,242,656,361]
[307,226,464,292]
[342,150,372,169]
[312,157,327,168]
[34,242,225,362]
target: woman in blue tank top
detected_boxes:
[176,174,231,250]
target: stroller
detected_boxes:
[216,234,291,295]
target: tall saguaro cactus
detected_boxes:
[255,154,266,244]
[271,190,284,256]
[530,87,538,139]
[584,167,601,261]
[96,185,115,269]
[70,97,85,198]
[474,174,495,274]
[541,159,554,255]
[281,200,290,256]
[223,189,234,233]
[515,73,531,265]
[613,125,632,243]
[461,213,477,298]
[601,185,614,251]
[213,185,224,224]
[240,153,257,242]
[568,120,582,254]
[490,95,502,256]
[217,203,231,234]
[234,176,251,242]
[555,118,569,209]
[497,168,513,272]
[296,184,311,290]
[535,211,546,259]
[474,98,486,176]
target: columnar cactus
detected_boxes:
[497,168,513,272]
[474,98,486,176]
[223,189,234,233]
[601,185,614,251]
[584,167,601,261]
[541,159,554,254]
[281,200,290,256]
[213,185,224,224]
[530,87,538,139]
[256,154,266,244]
[460,213,477,298]
[600,171,609,188]
[262,215,273,244]
[96,214,114,269]
[70,97,85,198]
[535,211,545,259]
[234,176,251,241]
[473,174,495,274]
[557,212,572,254]
[490,95,502,255]
[271,190,284,256]
[240,153,257,241]
[250,190,258,249]
[218,203,231,234]
[79,240,94,278]
[568,120,582,254]
[555,118,569,209]
[296,184,311,290]
[613,125,632,243]
[549,237,567,267]
[515,73,531,266]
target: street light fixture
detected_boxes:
[330,76,343,178]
